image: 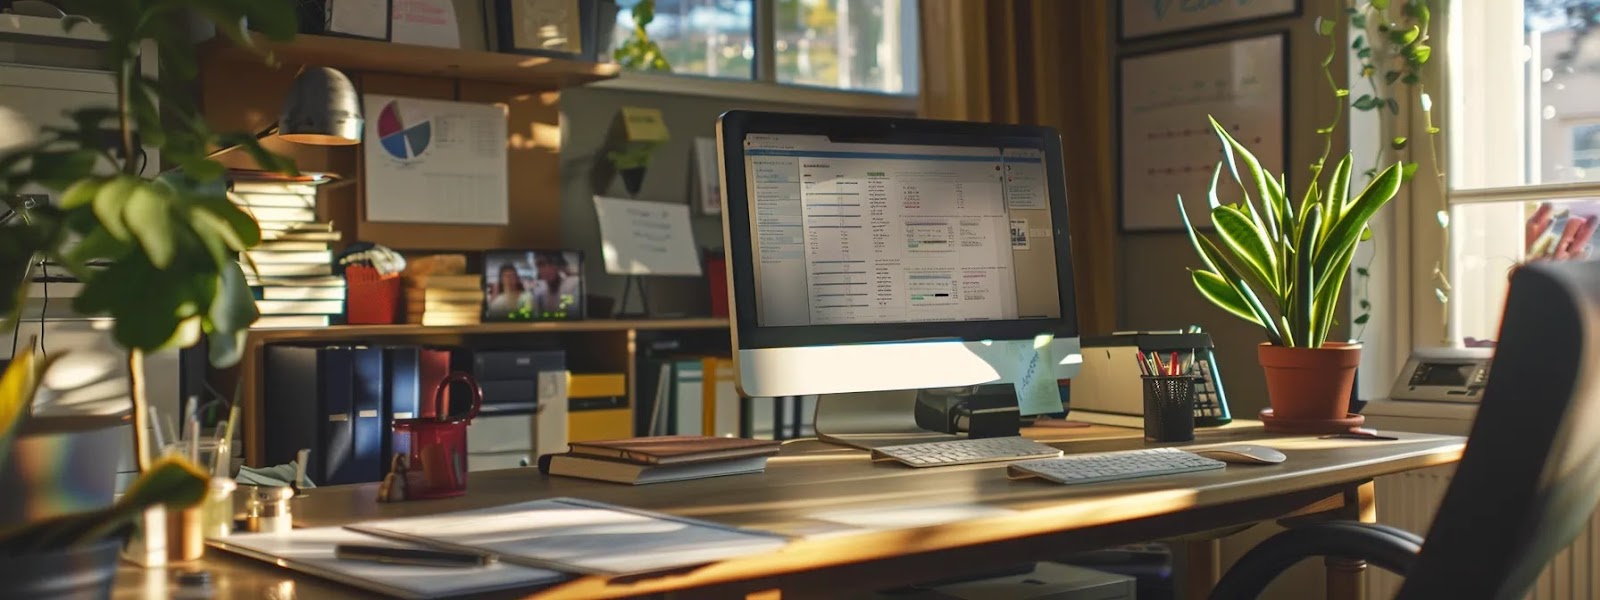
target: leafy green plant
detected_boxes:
[1177,115,1405,348]
[614,0,672,72]
[0,1,297,469]
[607,143,658,170]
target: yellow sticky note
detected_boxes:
[1014,334,1060,416]
[620,107,669,143]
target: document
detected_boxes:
[347,497,787,575]
[211,528,564,599]
[364,94,509,225]
[593,196,702,276]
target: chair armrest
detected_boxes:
[1210,521,1423,600]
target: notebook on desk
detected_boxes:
[345,497,788,575]
[566,435,781,465]
[211,528,566,599]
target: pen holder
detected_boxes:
[1142,376,1197,442]
[391,372,482,499]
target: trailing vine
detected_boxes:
[1343,0,1445,341]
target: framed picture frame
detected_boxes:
[322,0,394,41]
[1118,0,1300,42]
[486,0,594,58]
[482,250,586,321]
[1117,32,1288,232]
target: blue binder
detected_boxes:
[350,347,387,484]
[319,347,358,485]
[383,347,422,469]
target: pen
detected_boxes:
[1169,352,1180,376]
[1134,351,1150,376]
[335,544,497,568]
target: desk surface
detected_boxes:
[115,423,1464,599]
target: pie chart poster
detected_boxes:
[362,94,510,225]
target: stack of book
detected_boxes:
[404,273,483,326]
[539,436,781,485]
[232,177,345,328]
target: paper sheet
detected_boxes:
[1013,334,1061,416]
[213,528,563,599]
[693,137,722,215]
[592,196,702,276]
[348,497,786,575]
[364,95,509,225]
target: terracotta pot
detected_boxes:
[1258,342,1362,421]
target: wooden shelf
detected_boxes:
[246,318,729,344]
[204,33,620,88]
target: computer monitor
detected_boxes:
[717,111,1082,447]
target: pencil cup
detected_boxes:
[1142,376,1197,442]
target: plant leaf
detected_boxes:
[1212,204,1279,295]
[1314,162,1403,287]
[0,456,210,552]
[1196,235,1284,345]
[123,182,178,268]
[1192,270,1263,326]
[206,261,259,368]
[1208,116,1282,241]
[1296,205,1322,347]
[92,175,140,241]
[0,343,39,467]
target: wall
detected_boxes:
[557,86,889,316]
[1116,0,1350,420]
[1111,3,1351,599]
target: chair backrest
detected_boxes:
[1399,259,1600,600]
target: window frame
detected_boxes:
[1397,0,1600,368]
[594,0,920,113]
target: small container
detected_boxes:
[243,486,294,534]
[1142,375,1198,442]
[391,372,483,499]
[202,478,236,539]
[166,506,204,562]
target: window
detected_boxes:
[610,0,919,95]
[1435,0,1600,346]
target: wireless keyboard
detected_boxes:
[871,436,1063,467]
[1006,447,1226,485]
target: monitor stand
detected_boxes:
[814,390,960,449]
[813,387,1021,449]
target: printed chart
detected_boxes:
[1119,34,1285,230]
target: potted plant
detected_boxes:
[1177,117,1404,432]
[0,1,296,590]
[606,142,658,196]
[0,352,210,598]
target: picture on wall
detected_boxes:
[483,250,585,321]
[1118,33,1287,231]
[1119,0,1300,40]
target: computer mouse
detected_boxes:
[1192,444,1286,465]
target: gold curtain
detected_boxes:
[920,0,1117,335]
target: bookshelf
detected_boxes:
[202,34,620,89]
[236,319,731,466]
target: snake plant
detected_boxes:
[1177,116,1404,349]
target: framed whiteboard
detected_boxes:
[1120,0,1300,41]
[1118,33,1287,232]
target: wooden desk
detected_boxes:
[114,423,1464,599]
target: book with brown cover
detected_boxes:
[566,435,781,465]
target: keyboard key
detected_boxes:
[872,437,1063,468]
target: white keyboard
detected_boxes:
[1006,447,1226,485]
[871,436,1063,467]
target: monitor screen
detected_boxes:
[742,134,1062,328]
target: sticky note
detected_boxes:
[1014,334,1060,416]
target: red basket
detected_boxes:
[345,264,401,324]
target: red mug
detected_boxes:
[391,372,482,499]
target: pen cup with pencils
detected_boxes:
[1141,376,1198,442]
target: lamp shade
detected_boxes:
[276,67,363,146]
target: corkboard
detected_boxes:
[197,57,563,251]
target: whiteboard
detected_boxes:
[1120,0,1299,40]
[592,196,702,276]
[1119,34,1285,231]
[363,94,509,225]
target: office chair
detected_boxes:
[1211,259,1600,600]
